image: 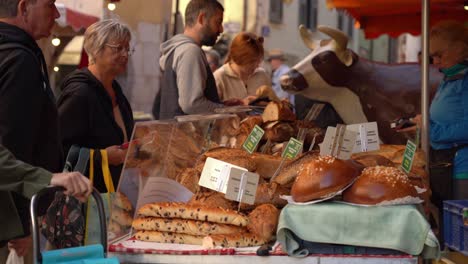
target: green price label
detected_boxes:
[242,125,265,154]
[281,137,303,159]
[401,140,417,173]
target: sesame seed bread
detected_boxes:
[132,217,244,236]
[343,166,419,205]
[137,202,249,227]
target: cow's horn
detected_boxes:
[299,25,317,50]
[318,25,348,51]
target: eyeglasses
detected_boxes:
[105,43,135,56]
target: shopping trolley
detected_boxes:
[30,186,119,264]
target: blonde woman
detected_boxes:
[57,19,135,192]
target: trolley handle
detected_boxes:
[30,186,108,263]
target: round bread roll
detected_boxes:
[247,204,280,241]
[342,166,418,205]
[291,156,363,202]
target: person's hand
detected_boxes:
[106,145,128,166]
[242,95,257,105]
[396,114,422,133]
[223,98,244,106]
[50,172,92,202]
[8,236,32,257]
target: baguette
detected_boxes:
[135,230,203,245]
[137,202,249,227]
[202,232,267,248]
[132,217,244,236]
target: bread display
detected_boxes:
[262,101,296,123]
[132,217,243,236]
[342,166,419,205]
[246,204,279,241]
[291,156,363,202]
[137,202,249,227]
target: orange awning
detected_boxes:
[326,0,468,39]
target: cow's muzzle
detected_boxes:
[280,69,308,92]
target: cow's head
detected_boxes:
[280,25,355,93]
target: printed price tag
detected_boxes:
[281,137,303,159]
[401,140,417,174]
[242,125,265,154]
[199,157,247,193]
[225,168,259,205]
[347,122,380,153]
[320,126,357,160]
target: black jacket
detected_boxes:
[0,22,63,237]
[0,22,63,172]
[57,68,134,192]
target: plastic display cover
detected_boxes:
[107,113,239,243]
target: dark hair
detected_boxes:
[225,32,264,66]
[184,0,224,27]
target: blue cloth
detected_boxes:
[429,69,468,178]
[272,64,295,105]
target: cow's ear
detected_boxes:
[340,50,353,67]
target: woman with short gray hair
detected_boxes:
[57,19,135,194]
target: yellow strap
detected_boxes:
[89,149,95,183]
[100,149,115,192]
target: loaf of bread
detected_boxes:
[188,191,237,210]
[135,230,203,245]
[262,101,295,122]
[202,232,267,248]
[175,168,201,193]
[113,192,133,212]
[137,202,249,227]
[342,166,419,205]
[291,156,363,202]
[247,204,279,241]
[251,153,287,179]
[263,121,297,142]
[272,151,320,185]
[240,183,288,210]
[111,207,133,227]
[353,154,395,168]
[132,217,244,236]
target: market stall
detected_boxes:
[104,101,437,263]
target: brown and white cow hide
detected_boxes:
[281,25,443,144]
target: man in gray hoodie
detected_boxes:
[153,0,226,120]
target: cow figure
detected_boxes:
[281,25,442,144]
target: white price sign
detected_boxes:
[198,157,247,193]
